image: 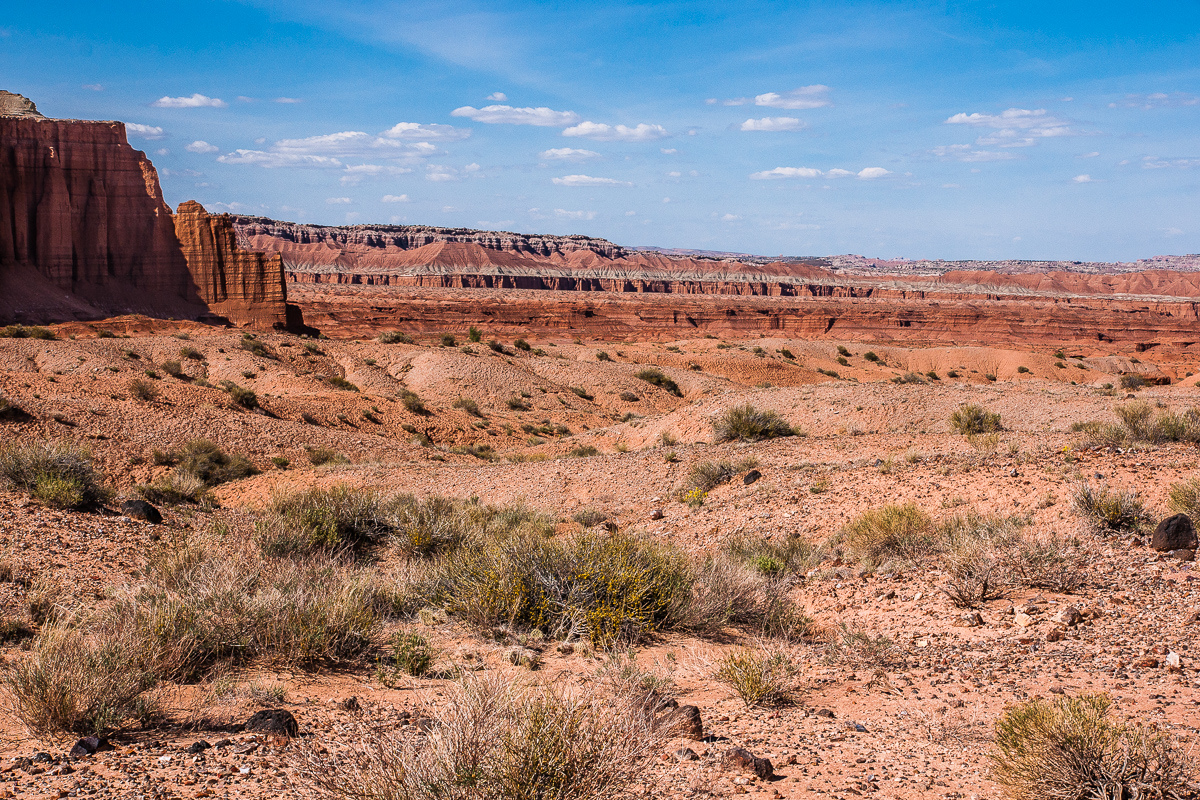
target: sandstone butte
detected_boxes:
[0,90,289,329]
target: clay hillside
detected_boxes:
[0,91,1199,800]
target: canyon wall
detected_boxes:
[0,91,290,328]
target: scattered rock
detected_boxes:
[67,738,107,759]
[1166,652,1183,672]
[1014,612,1034,629]
[1169,548,1196,562]
[815,708,835,718]
[956,611,984,628]
[1045,627,1066,643]
[338,696,360,713]
[742,470,762,485]
[674,747,699,762]
[1151,514,1196,552]
[1134,656,1159,669]
[244,709,298,738]
[722,747,775,779]
[185,741,211,754]
[1055,606,1083,627]
[505,646,541,669]
[650,509,665,520]
[665,705,704,739]
[119,498,162,524]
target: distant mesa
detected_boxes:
[0,90,293,329]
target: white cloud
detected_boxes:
[125,123,165,139]
[209,201,250,212]
[661,197,671,203]
[1110,92,1199,110]
[562,121,669,141]
[856,167,891,179]
[185,140,219,154]
[750,167,823,180]
[1072,174,1094,183]
[237,96,257,103]
[825,168,855,178]
[425,163,481,182]
[554,208,596,220]
[625,210,637,216]
[539,147,601,162]
[274,97,302,104]
[1165,227,1185,235]
[1142,156,1200,169]
[942,183,961,189]
[155,148,169,156]
[451,104,579,126]
[486,92,507,101]
[339,164,414,184]
[151,93,226,108]
[326,197,353,204]
[218,150,344,168]
[929,144,1017,162]
[945,108,1083,147]
[82,83,103,92]
[660,147,677,154]
[273,131,438,160]
[721,213,741,221]
[381,194,410,203]
[381,122,471,141]
[754,85,831,110]
[552,174,632,187]
[740,116,806,132]
[1078,151,1100,159]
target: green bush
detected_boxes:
[239,337,275,359]
[222,383,258,409]
[129,378,159,402]
[0,440,110,510]
[379,331,413,344]
[453,397,484,417]
[468,326,482,343]
[388,630,434,677]
[568,445,599,458]
[841,504,936,563]
[992,694,1189,800]
[716,647,798,707]
[401,390,428,415]
[635,368,682,397]
[173,439,258,486]
[1073,484,1146,532]
[440,334,456,347]
[514,338,531,351]
[161,360,184,378]
[306,447,347,466]
[863,351,880,362]
[712,404,794,443]
[0,325,55,340]
[258,485,398,556]
[949,404,1002,435]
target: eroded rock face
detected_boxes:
[173,201,288,328]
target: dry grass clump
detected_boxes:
[716,646,800,707]
[299,675,669,800]
[840,503,937,563]
[723,533,825,578]
[684,555,812,640]
[129,377,159,402]
[378,330,413,344]
[306,446,348,466]
[712,404,795,443]
[400,390,428,415]
[391,495,469,557]
[1073,483,1147,532]
[4,623,157,736]
[452,396,484,417]
[634,367,682,397]
[684,457,758,494]
[1168,476,1200,520]
[991,694,1191,800]
[138,439,257,505]
[0,439,111,510]
[949,403,1002,435]
[1074,401,1200,447]
[257,485,400,556]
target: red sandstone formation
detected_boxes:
[0,91,290,329]
[173,202,288,329]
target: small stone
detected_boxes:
[1152,514,1197,552]
[244,709,298,738]
[1014,613,1034,628]
[675,747,699,762]
[650,509,665,520]
[722,748,775,779]
[1170,549,1196,562]
[120,498,162,524]
[1055,606,1083,627]
[877,589,896,601]
[742,470,762,485]
[1009,468,1019,477]
[1045,627,1066,643]
[505,646,541,670]
[665,705,704,739]
[1166,652,1183,671]
[1134,656,1159,669]
[959,611,984,628]
[67,737,105,759]
[338,696,361,712]
[853,723,868,733]
[185,741,211,755]
[815,708,835,718]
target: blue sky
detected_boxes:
[3,0,1198,261]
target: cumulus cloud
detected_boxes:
[740,116,806,132]
[721,213,741,221]
[945,107,1083,147]
[208,201,250,213]
[381,122,471,141]
[555,208,597,220]
[326,197,353,204]
[151,93,226,108]
[551,174,632,187]
[1142,156,1200,169]
[339,164,414,184]
[754,86,831,109]
[218,150,344,168]
[562,122,669,141]
[1078,151,1101,159]
[125,123,165,139]
[451,104,579,126]
[486,92,507,101]
[929,144,1018,162]
[381,194,410,203]
[539,147,601,162]
[1110,92,1199,109]
[185,140,219,154]
[750,166,890,180]
[426,163,481,182]
[220,128,446,175]
[1072,174,1095,183]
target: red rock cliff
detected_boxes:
[173,201,288,329]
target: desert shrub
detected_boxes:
[942,538,1007,608]
[572,507,611,528]
[239,337,275,359]
[453,397,483,417]
[435,531,691,647]
[171,439,258,486]
[683,555,809,639]
[840,503,936,563]
[0,395,28,421]
[724,533,824,578]
[1109,401,1200,445]
[387,630,435,677]
[392,496,469,557]
[272,456,290,469]
[635,368,682,397]
[1168,477,1200,520]
[712,403,794,442]
[451,443,497,461]
[514,338,531,351]
[619,390,639,402]
[991,694,1190,800]
[179,346,205,361]
[222,383,258,409]
[378,331,413,344]
[0,440,110,509]
[1003,537,1087,594]
[863,351,880,362]
[160,360,184,378]
[258,485,398,556]
[299,675,668,800]
[779,348,795,359]
[892,371,926,385]
[487,340,504,353]
[0,325,54,339]
[4,624,157,736]
[825,625,901,669]
[568,445,600,458]
[129,378,159,402]
[1017,365,1031,374]
[400,390,427,415]
[596,351,613,362]
[328,376,359,392]
[837,356,849,367]
[1070,421,1127,449]
[107,542,379,680]
[684,458,755,493]
[440,334,456,347]
[1072,484,1146,532]
[1118,373,1147,390]
[716,647,799,707]
[985,373,997,382]
[306,447,347,466]
[468,326,482,343]
[949,404,1002,435]
[570,386,593,401]
[136,470,212,507]
[506,397,530,411]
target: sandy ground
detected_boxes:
[0,319,1198,798]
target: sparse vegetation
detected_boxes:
[452,396,483,417]
[684,458,758,493]
[635,368,682,397]
[327,376,359,392]
[378,331,413,344]
[568,445,600,458]
[1073,483,1146,532]
[440,334,456,347]
[0,440,110,510]
[950,403,1003,435]
[863,351,880,362]
[717,646,799,707]
[306,447,347,466]
[128,378,158,402]
[401,390,428,415]
[0,325,55,340]
[712,404,795,442]
[840,503,936,564]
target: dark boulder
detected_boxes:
[121,498,162,524]
[1152,514,1196,552]
[244,709,298,737]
